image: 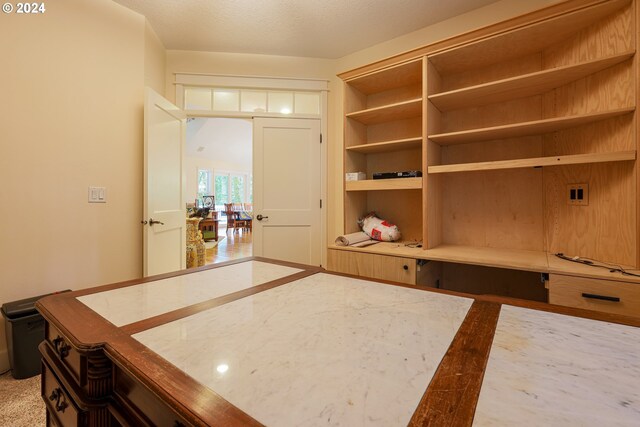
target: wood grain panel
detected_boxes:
[367,116,422,144]
[409,301,500,427]
[544,162,636,266]
[543,114,634,155]
[440,96,542,133]
[344,115,367,148]
[441,168,544,251]
[366,147,422,176]
[425,140,442,248]
[549,274,640,317]
[428,0,631,73]
[338,0,623,80]
[344,82,366,115]
[431,53,633,111]
[431,108,634,145]
[326,249,416,285]
[344,191,367,234]
[543,60,634,117]
[636,0,640,269]
[346,58,422,94]
[424,244,549,272]
[346,137,422,154]
[346,98,422,125]
[543,2,633,67]
[440,52,542,92]
[442,136,543,164]
[366,83,421,109]
[367,189,423,242]
[344,150,366,177]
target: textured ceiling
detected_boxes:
[113,0,498,58]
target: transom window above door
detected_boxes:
[183,87,320,116]
[174,73,328,118]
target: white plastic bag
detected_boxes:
[359,213,401,242]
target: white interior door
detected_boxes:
[253,118,321,266]
[143,88,186,276]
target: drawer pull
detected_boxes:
[52,336,70,360]
[581,292,620,302]
[49,388,69,413]
[403,265,409,271]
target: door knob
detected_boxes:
[149,218,165,226]
[256,214,268,221]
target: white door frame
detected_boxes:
[175,74,329,267]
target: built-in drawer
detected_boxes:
[549,274,640,318]
[327,249,416,285]
[42,359,85,427]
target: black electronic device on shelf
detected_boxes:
[372,171,422,180]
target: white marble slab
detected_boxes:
[133,273,473,427]
[474,305,640,426]
[77,261,302,326]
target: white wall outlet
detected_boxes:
[88,186,107,203]
[567,183,588,206]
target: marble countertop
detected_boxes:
[133,272,473,426]
[474,305,640,426]
[77,260,302,326]
[64,258,640,425]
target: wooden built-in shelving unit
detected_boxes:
[343,57,425,241]
[334,0,640,292]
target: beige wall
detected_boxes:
[0,0,163,371]
[145,20,166,94]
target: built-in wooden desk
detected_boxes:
[36,257,640,426]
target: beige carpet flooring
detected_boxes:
[0,371,45,426]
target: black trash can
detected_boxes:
[1,292,65,379]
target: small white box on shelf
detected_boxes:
[345,172,367,181]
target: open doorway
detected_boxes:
[185,117,253,264]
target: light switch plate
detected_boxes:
[88,186,107,203]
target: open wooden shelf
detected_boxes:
[346,137,423,154]
[427,0,631,74]
[346,98,422,125]
[546,253,640,284]
[423,244,549,272]
[428,151,636,174]
[347,59,423,95]
[428,107,635,145]
[429,51,634,111]
[345,177,422,191]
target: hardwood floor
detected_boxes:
[205,225,253,265]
